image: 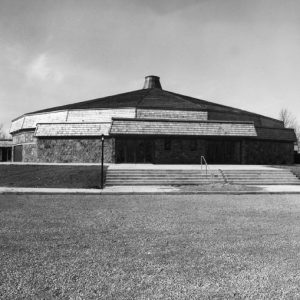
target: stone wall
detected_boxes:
[23,144,37,162]
[11,131,294,164]
[154,138,206,164]
[12,131,37,162]
[36,137,115,163]
[242,140,294,164]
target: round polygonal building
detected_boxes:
[10,75,296,164]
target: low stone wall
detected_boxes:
[242,140,294,164]
[12,131,37,162]
[36,137,115,163]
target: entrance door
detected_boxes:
[206,140,241,164]
[126,140,135,163]
[116,138,153,163]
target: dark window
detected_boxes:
[190,139,197,151]
[7,148,12,161]
[164,139,171,151]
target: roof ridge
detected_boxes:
[163,90,202,107]
[167,90,283,123]
[136,88,203,109]
[135,88,152,107]
[27,89,146,115]
[167,90,226,108]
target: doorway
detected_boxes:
[116,138,154,163]
[13,145,23,162]
[206,140,241,164]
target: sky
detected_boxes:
[1,0,300,135]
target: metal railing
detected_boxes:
[200,156,217,183]
[200,155,209,175]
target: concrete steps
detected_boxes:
[222,169,300,185]
[285,167,300,180]
[105,169,223,186]
[105,167,300,186]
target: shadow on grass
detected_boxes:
[0,165,108,189]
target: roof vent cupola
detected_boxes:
[143,75,162,89]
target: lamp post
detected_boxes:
[101,134,104,189]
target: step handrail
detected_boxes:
[200,156,217,183]
[200,155,209,176]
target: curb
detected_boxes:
[99,191,300,195]
[1,190,300,195]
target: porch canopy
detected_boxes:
[0,140,13,147]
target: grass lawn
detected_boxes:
[1,194,300,299]
[0,165,107,188]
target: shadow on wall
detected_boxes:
[295,152,300,164]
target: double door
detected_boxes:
[206,140,241,164]
[116,138,153,163]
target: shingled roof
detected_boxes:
[255,127,297,142]
[28,88,204,114]
[26,88,276,121]
[24,75,282,126]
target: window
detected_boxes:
[164,139,171,151]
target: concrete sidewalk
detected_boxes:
[2,162,296,170]
[109,164,283,170]
[1,185,300,195]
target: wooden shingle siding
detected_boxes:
[13,132,36,144]
[256,127,296,141]
[137,109,208,120]
[208,111,284,128]
[10,111,68,133]
[10,117,24,133]
[110,119,257,137]
[67,108,136,122]
[23,111,68,129]
[10,109,136,133]
[35,123,111,137]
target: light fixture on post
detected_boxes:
[101,134,104,189]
